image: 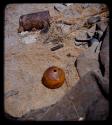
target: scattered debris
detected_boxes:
[75,23,108,47]
[42,21,70,45]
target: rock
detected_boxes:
[54,4,81,19]
[75,26,109,94]
[5,3,109,121]
[100,26,109,73]
[5,40,80,118]
[85,97,109,120]
[82,4,106,17]
[75,25,109,98]
[19,31,40,44]
[87,24,97,37]
[21,35,37,44]
[61,24,71,34]
[86,16,101,25]
[75,46,100,77]
[74,25,109,77]
[96,21,108,32]
[74,31,89,47]
[20,106,52,120]
[63,3,73,6]
[4,46,69,118]
[56,23,71,34]
[64,9,81,18]
[54,4,67,13]
[63,9,74,18]
[75,27,106,77]
[19,71,108,121]
[75,31,87,40]
[99,26,109,93]
[20,33,109,120]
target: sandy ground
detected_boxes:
[4,3,109,117]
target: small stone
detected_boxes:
[54,4,67,13]
[63,9,74,18]
[96,21,108,32]
[61,24,71,34]
[75,31,87,40]
[87,16,101,25]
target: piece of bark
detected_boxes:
[51,44,64,51]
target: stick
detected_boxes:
[51,44,64,51]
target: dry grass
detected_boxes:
[42,21,72,45]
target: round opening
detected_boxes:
[54,69,57,72]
